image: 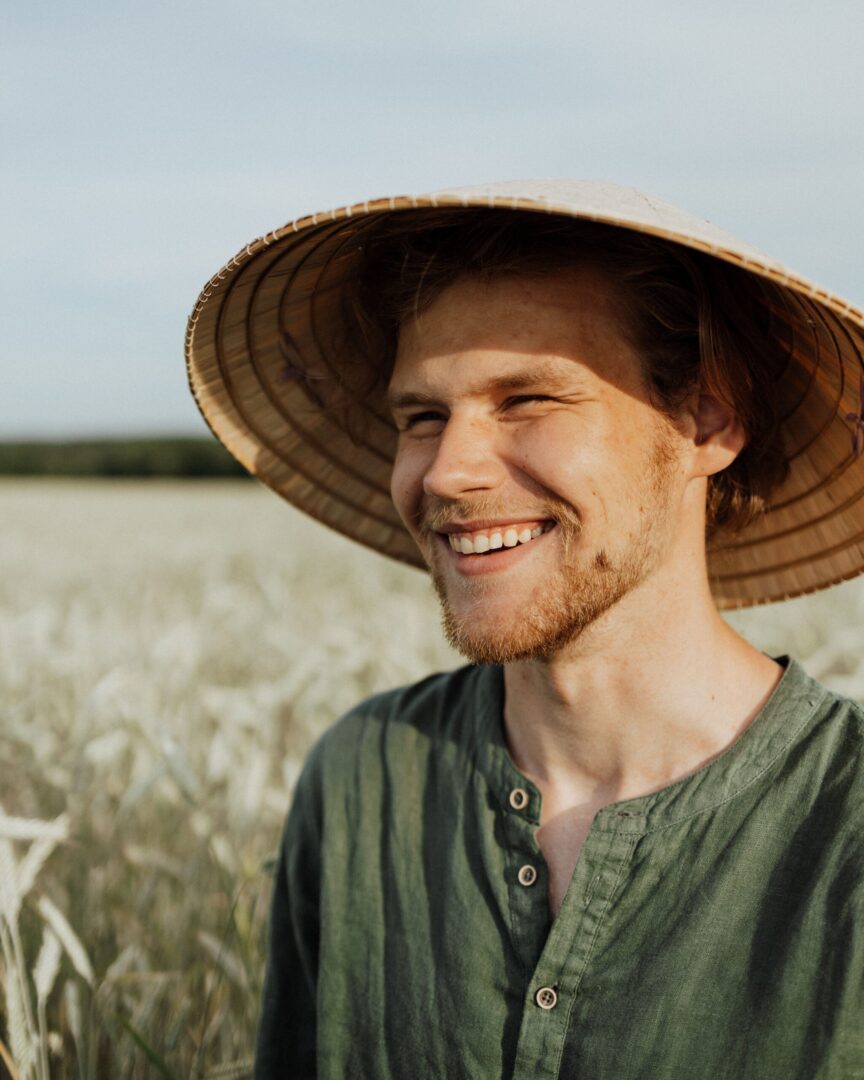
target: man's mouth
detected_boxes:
[440,520,555,556]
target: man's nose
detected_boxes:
[422,416,505,500]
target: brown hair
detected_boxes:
[344,209,791,539]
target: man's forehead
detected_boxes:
[395,266,633,350]
[388,270,642,401]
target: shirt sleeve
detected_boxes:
[254,751,323,1079]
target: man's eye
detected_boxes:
[505,395,552,408]
[403,411,445,431]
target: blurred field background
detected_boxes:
[3,470,864,1077]
[1,475,459,1078]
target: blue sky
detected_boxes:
[4,0,864,437]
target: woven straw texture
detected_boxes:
[185,180,864,609]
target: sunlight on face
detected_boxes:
[388,269,686,664]
[429,441,678,664]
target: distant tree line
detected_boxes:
[0,438,252,478]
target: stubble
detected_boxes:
[424,431,680,665]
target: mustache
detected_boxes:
[417,497,582,536]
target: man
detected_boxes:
[186,182,864,1078]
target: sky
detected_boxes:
[4,0,864,438]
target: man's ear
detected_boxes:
[688,394,746,478]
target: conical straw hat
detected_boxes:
[185,180,864,609]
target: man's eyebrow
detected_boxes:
[483,369,580,394]
[387,366,586,412]
[386,390,442,412]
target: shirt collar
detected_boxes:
[470,657,831,833]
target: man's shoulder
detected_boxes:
[784,661,864,841]
[794,660,864,742]
[782,657,864,758]
[303,662,500,779]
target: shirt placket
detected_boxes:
[505,795,645,1080]
[500,780,551,975]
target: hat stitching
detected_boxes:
[186,182,864,607]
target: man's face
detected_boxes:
[387,268,688,665]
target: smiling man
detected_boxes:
[186,182,864,1079]
[388,269,713,668]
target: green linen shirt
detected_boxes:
[255,658,864,1079]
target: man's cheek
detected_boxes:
[389,460,413,528]
[390,452,429,531]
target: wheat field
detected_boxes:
[2,478,863,1078]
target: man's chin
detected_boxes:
[430,547,649,665]
[437,593,584,665]
[429,571,547,662]
[439,607,579,665]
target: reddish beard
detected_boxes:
[416,436,679,665]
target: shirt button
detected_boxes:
[517,864,538,887]
[535,986,558,1010]
[509,787,529,811]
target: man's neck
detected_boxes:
[502,569,782,811]
[502,563,782,917]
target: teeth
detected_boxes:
[447,522,550,556]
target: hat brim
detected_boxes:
[185,180,864,609]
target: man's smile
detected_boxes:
[441,519,553,555]
[431,519,558,576]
